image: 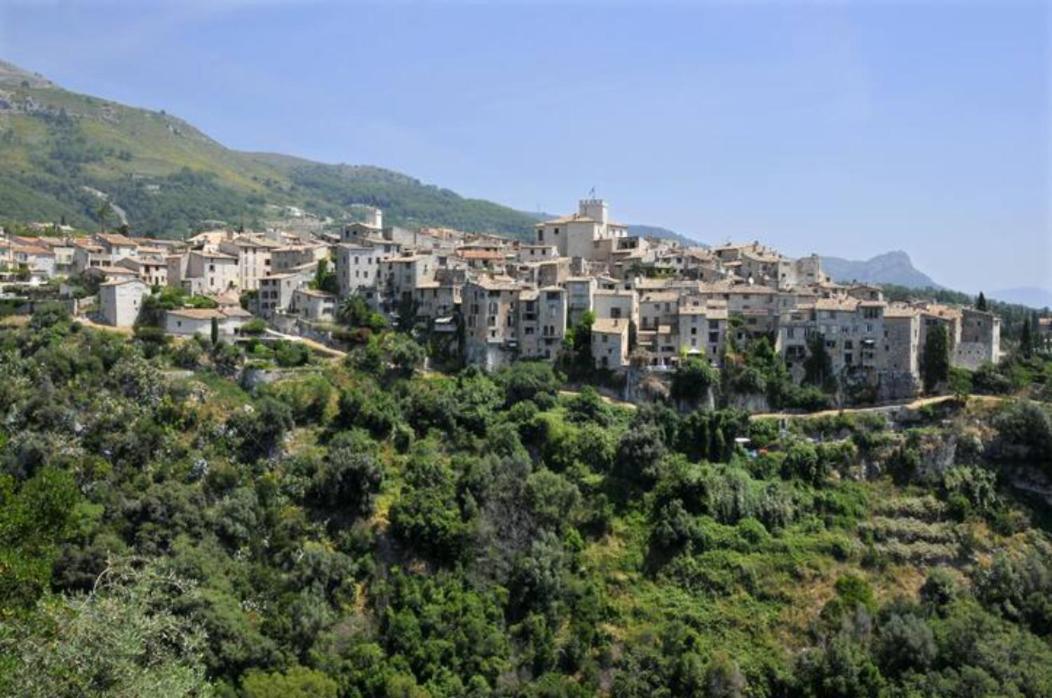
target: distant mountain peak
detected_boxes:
[821,250,940,289]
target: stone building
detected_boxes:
[98,278,148,327]
[517,286,567,360]
[955,308,1001,369]
[462,276,522,370]
[534,199,629,261]
[591,318,629,369]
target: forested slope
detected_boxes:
[1,306,1051,696]
[0,61,539,238]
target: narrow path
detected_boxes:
[750,395,954,421]
[74,315,135,335]
[558,388,637,410]
[750,394,1008,421]
[552,386,1009,419]
[262,328,347,358]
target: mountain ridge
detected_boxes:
[821,250,941,289]
[1,59,978,296]
[0,60,703,245]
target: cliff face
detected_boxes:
[822,251,940,288]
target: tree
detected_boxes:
[919,568,958,612]
[396,294,420,334]
[389,454,467,560]
[1021,316,1034,358]
[803,333,835,391]
[781,440,825,486]
[311,442,385,518]
[670,357,717,405]
[242,665,338,698]
[336,294,385,333]
[384,333,426,377]
[875,613,936,677]
[614,423,666,486]
[0,467,79,612]
[226,397,294,462]
[0,561,210,698]
[976,292,988,311]
[96,200,114,234]
[312,259,339,295]
[496,361,561,407]
[565,311,595,372]
[705,653,747,698]
[921,323,950,392]
[948,367,972,404]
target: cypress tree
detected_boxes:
[976,292,987,311]
[921,324,950,393]
[1021,317,1033,358]
[803,333,834,391]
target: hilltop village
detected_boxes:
[1,198,1001,402]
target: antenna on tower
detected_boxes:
[588,186,596,199]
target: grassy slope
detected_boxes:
[0,75,538,238]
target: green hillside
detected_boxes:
[0,60,539,239]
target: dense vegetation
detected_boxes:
[1,304,1051,697]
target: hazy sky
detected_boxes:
[1,0,1049,292]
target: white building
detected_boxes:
[98,278,149,327]
[258,268,312,318]
[219,236,276,291]
[186,250,239,294]
[292,287,337,323]
[11,244,56,277]
[534,199,629,261]
[165,307,252,337]
[335,243,383,299]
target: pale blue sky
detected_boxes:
[1,0,1049,292]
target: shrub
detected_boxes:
[241,318,266,336]
[919,567,958,612]
[781,440,825,485]
[993,401,1052,466]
